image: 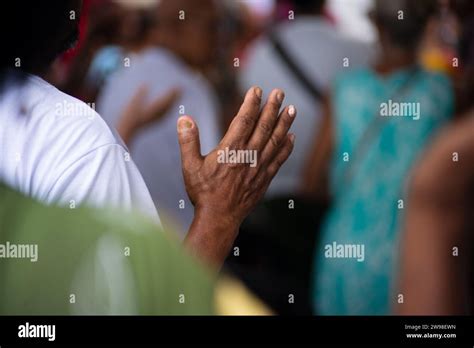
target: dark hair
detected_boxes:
[450,0,474,112]
[451,0,474,64]
[372,0,438,49]
[284,0,326,14]
[1,1,81,76]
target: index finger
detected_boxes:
[220,86,262,147]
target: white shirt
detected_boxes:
[0,74,160,224]
[97,48,220,236]
[240,17,373,197]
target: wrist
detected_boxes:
[184,205,241,269]
[194,203,241,230]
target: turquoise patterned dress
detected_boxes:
[312,67,454,315]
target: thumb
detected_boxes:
[177,116,202,170]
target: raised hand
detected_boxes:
[117,85,181,145]
[178,86,296,267]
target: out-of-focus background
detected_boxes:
[44,0,472,315]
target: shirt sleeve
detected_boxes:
[46,143,161,225]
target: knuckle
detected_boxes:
[258,121,273,136]
[276,156,286,167]
[267,163,278,177]
[275,146,291,167]
[239,113,254,128]
[287,138,295,152]
[179,133,195,145]
[269,134,281,149]
[224,137,244,148]
[268,99,281,113]
[250,174,265,191]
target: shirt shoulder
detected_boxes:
[0,75,122,193]
[26,75,118,147]
[420,70,453,99]
[0,76,161,218]
[109,48,191,87]
[332,67,373,95]
[22,76,129,190]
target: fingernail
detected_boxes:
[254,87,262,99]
[289,133,295,144]
[276,90,284,103]
[178,117,193,133]
[288,105,296,117]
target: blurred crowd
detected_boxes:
[1,0,474,315]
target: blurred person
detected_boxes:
[0,0,161,225]
[63,0,158,101]
[43,0,100,89]
[419,1,458,75]
[240,0,372,199]
[0,77,295,314]
[0,169,274,315]
[208,0,263,134]
[229,0,372,315]
[397,0,474,315]
[396,110,474,315]
[57,0,184,147]
[98,0,222,236]
[0,182,215,315]
[117,85,181,145]
[305,0,453,314]
[451,0,474,115]
[1,1,297,270]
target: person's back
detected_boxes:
[313,66,453,315]
[0,182,214,315]
[98,47,220,236]
[311,0,453,315]
[396,1,474,316]
[239,9,372,197]
[397,110,474,315]
[0,72,160,223]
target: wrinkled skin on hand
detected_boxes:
[177,86,296,267]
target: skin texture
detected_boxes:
[178,87,296,268]
[397,112,474,315]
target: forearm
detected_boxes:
[396,125,472,314]
[178,87,296,271]
[397,197,466,314]
[184,208,240,270]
